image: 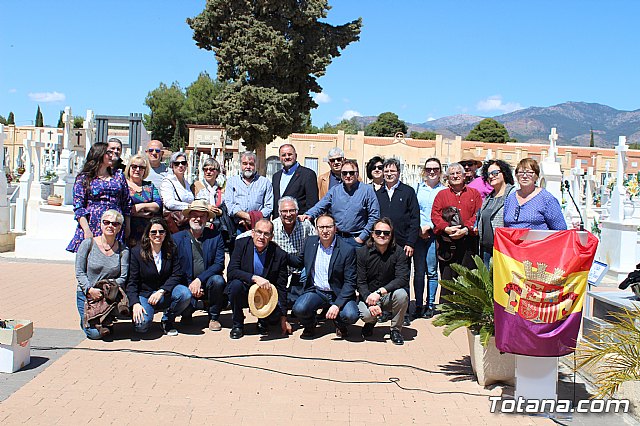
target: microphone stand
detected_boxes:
[564,180,584,231]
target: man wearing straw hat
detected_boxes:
[460,153,492,199]
[226,219,292,339]
[173,199,226,332]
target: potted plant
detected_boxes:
[576,306,640,417]
[433,255,515,387]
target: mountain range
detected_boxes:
[355,102,640,147]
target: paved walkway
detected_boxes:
[0,258,633,425]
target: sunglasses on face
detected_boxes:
[373,229,391,237]
[341,170,357,177]
[373,164,384,171]
[173,161,188,167]
[488,170,501,178]
[147,148,162,154]
[425,167,440,173]
[517,170,535,177]
[329,157,344,163]
[460,162,474,168]
[203,167,219,172]
[131,164,146,171]
[102,220,121,228]
[149,229,166,236]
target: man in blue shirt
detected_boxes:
[302,160,380,248]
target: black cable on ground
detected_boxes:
[32,346,489,397]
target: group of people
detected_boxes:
[71,139,567,344]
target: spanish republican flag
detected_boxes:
[493,228,598,357]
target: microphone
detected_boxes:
[564,180,584,231]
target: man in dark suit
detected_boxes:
[272,143,319,218]
[226,219,292,339]
[290,214,359,339]
[375,157,420,326]
[173,200,226,332]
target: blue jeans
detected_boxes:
[341,236,365,249]
[413,235,439,309]
[133,285,192,333]
[186,274,226,320]
[480,247,493,270]
[76,290,103,340]
[292,288,359,328]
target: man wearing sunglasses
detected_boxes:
[145,140,168,189]
[460,153,493,200]
[317,147,345,198]
[303,160,380,248]
[356,218,409,345]
[173,200,226,332]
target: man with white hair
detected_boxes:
[145,139,168,189]
[317,147,345,198]
[223,151,274,232]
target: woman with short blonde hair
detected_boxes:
[125,154,162,246]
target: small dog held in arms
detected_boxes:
[437,206,462,262]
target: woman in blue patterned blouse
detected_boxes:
[125,153,163,247]
[67,142,131,253]
[503,158,567,230]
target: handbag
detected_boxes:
[163,179,189,233]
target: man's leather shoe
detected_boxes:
[257,321,269,335]
[403,315,411,327]
[377,311,392,323]
[161,319,178,336]
[390,329,404,345]
[230,327,244,339]
[335,325,349,338]
[361,322,375,337]
[423,308,434,319]
[301,326,315,339]
[412,306,424,320]
[208,319,222,332]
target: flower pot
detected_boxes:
[624,201,635,219]
[467,329,516,387]
[47,195,63,206]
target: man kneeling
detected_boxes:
[357,218,409,345]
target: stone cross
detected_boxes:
[62,106,73,151]
[548,128,558,161]
[591,154,598,166]
[347,135,354,150]
[615,136,628,193]
[609,136,629,222]
[309,142,315,155]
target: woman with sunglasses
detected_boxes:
[412,158,445,319]
[503,158,567,230]
[365,156,385,191]
[126,217,191,336]
[192,157,224,220]
[75,209,130,339]
[476,160,515,268]
[67,142,131,253]
[125,154,162,246]
[160,151,195,232]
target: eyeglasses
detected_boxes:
[279,209,298,215]
[514,205,521,222]
[487,170,502,178]
[317,225,334,231]
[102,220,122,228]
[254,230,273,238]
[373,229,391,237]
[341,170,357,177]
[373,164,384,171]
[131,164,146,171]
[147,148,162,154]
[329,157,344,163]
[149,229,166,236]
[516,170,536,177]
[203,167,219,172]
[173,161,188,167]
[425,167,440,173]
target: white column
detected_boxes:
[0,125,9,234]
[15,132,34,232]
[55,106,76,205]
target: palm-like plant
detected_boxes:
[432,255,495,346]
[575,306,640,398]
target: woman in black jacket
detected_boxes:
[126,217,191,336]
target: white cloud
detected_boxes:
[426,117,436,122]
[8,88,16,93]
[314,92,331,104]
[476,95,523,113]
[28,91,66,102]
[340,110,362,120]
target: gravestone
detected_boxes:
[0,125,9,235]
[54,107,76,204]
[539,128,563,205]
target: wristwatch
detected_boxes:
[375,289,384,297]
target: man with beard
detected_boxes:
[173,200,226,331]
[272,144,318,218]
[224,151,274,232]
[107,137,126,172]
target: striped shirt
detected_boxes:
[224,174,273,218]
[273,218,316,274]
[313,238,335,291]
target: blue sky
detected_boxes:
[2,1,639,129]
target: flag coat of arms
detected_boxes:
[493,228,598,357]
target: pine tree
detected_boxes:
[35,106,44,127]
[7,112,15,125]
[57,110,64,128]
[590,128,595,147]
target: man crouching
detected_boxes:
[357,218,409,345]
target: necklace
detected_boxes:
[101,235,117,252]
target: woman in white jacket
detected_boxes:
[160,151,194,232]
